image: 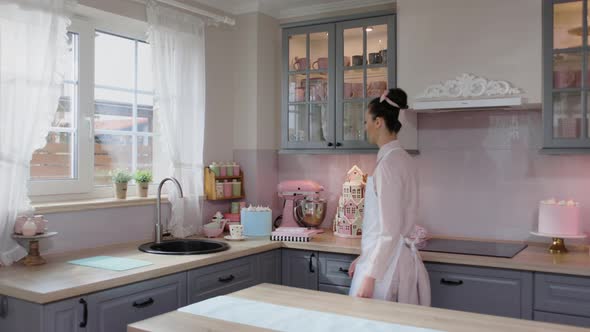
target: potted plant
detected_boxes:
[134,170,152,198]
[112,169,132,199]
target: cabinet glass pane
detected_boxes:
[310,104,328,141]
[367,67,388,98]
[344,69,364,99]
[553,53,582,88]
[366,24,387,65]
[553,92,582,138]
[344,28,364,67]
[289,74,307,102]
[343,102,365,141]
[553,1,583,50]
[308,73,328,102]
[310,32,329,70]
[288,104,308,141]
[289,34,308,71]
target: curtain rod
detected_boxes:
[131,0,236,26]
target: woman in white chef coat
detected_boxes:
[348,88,430,306]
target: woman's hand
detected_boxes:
[348,257,359,278]
[356,276,375,298]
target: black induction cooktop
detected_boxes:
[420,238,527,258]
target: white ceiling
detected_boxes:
[192,0,395,19]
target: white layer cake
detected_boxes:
[538,201,580,235]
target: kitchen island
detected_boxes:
[128,283,586,332]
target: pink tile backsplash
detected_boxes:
[276,110,590,242]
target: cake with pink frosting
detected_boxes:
[538,199,581,236]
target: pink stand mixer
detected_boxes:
[276,180,327,233]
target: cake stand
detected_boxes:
[12,232,58,266]
[530,231,586,254]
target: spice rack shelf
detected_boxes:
[204,167,245,200]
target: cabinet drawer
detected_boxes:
[319,284,350,295]
[188,255,257,303]
[535,273,590,317]
[318,252,356,287]
[426,263,533,319]
[534,311,590,328]
[88,272,186,332]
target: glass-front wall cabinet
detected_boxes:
[544,0,590,149]
[282,15,395,151]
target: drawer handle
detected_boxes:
[133,297,155,308]
[79,298,88,327]
[440,278,463,286]
[338,267,349,274]
[218,274,235,283]
[309,253,315,273]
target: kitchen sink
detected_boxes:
[138,239,229,255]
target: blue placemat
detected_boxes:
[68,256,152,271]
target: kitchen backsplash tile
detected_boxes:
[278,109,590,241]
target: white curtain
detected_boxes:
[0,0,72,265]
[147,1,206,237]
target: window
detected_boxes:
[94,31,154,185]
[29,17,155,199]
[30,32,79,181]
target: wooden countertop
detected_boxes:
[128,283,588,332]
[1,232,589,304]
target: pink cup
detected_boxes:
[293,57,308,71]
[312,57,328,70]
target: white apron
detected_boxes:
[349,148,426,303]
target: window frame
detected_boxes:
[28,11,159,202]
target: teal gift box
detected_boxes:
[241,209,272,236]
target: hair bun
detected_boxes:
[387,88,408,109]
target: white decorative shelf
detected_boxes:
[411,73,538,112]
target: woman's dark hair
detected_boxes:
[368,88,408,134]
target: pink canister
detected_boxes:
[223,181,232,197]
[220,163,227,176]
[13,215,28,234]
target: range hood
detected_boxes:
[411,73,538,112]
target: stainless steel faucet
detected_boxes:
[156,177,184,243]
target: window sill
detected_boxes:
[33,196,169,214]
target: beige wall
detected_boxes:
[397,0,542,105]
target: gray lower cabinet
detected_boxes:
[281,249,318,290]
[534,311,590,328]
[426,263,533,319]
[87,272,186,332]
[257,249,282,285]
[318,252,356,295]
[0,295,87,332]
[534,272,590,328]
[187,255,258,304]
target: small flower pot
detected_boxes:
[137,182,149,197]
[114,182,128,199]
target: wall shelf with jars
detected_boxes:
[281,14,416,153]
[542,0,590,153]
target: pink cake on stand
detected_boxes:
[333,165,366,238]
[531,199,586,254]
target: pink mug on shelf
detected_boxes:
[293,57,308,71]
[553,70,580,89]
[295,87,305,102]
[312,57,329,70]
